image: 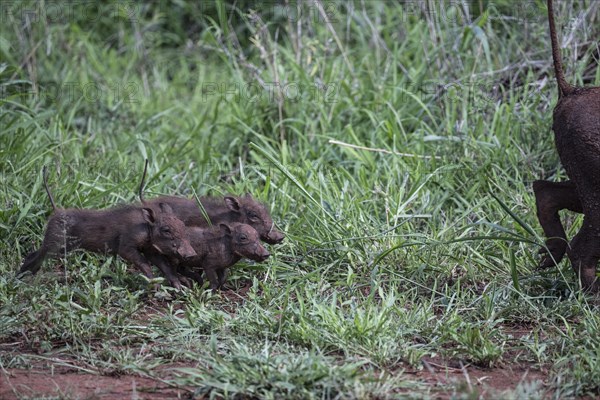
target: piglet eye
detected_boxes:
[240,234,248,241]
[160,227,174,239]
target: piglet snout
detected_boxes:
[179,242,197,259]
[265,230,285,244]
[257,248,270,262]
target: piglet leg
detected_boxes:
[145,253,183,290]
[119,246,156,282]
[204,268,221,291]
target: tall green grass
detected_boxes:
[1,0,599,398]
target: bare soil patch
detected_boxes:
[411,357,549,399]
[1,365,192,400]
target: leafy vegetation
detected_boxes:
[1,0,599,398]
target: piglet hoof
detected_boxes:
[170,280,183,291]
[15,270,31,280]
[179,276,195,289]
[219,283,234,292]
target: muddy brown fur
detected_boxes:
[138,163,285,246]
[173,223,270,290]
[533,0,600,292]
[145,195,285,245]
[18,167,197,287]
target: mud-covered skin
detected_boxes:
[533,0,600,292]
[176,223,270,291]
[551,88,600,292]
[143,194,285,245]
[136,163,280,287]
[19,203,196,287]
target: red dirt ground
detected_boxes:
[408,357,549,399]
[0,357,550,400]
[1,366,192,400]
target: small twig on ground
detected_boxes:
[460,361,473,392]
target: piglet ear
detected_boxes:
[159,202,174,214]
[224,196,241,212]
[219,223,232,235]
[142,207,156,224]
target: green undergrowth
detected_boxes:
[1,1,599,398]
